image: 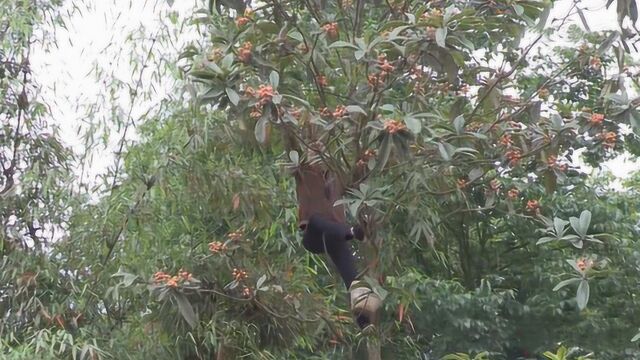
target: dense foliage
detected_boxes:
[3,0,640,359]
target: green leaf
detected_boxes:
[553,217,569,237]
[536,237,555,245]
[380,104,395,112]
[570,212,588,238]
[576,279,590,310]
[112,270,138,287]
[257,274,267,289]
[269,71,280,89]
[288,30,303,42]
[585,235,603,244]
[225,88,240,106]
[557,346,567,358]
[189,70,218,80]
[122,273,138,287]
[221,53,234,69]
[553,277,580,291]
[513,4,524,16]
[363,275,388,301]
[579,210,592,234]
[174,293,198,329]
[441,354,469,360]
[328,41,359,50]
[542,351,559,360]
[404,116,421,134]
[355,50,366,60]
[345,105,367,115]
[200,87,224,101]
[206,61,225,74]
[569,238,584,249]
[386,25,411,42]
[550,114,563,131]
[468,168,483,181]
[254,115,269,144]
[289,150,299,164]
[632,331,640,342]
[453,147,478,156]
[453,115,465,134]
[374,134,392,173]
[436,28,447,48]
[438,142,452,161]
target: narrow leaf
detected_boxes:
[345,105,367,115]
[328,41,359,50]
[552,277,580,291]
[374,135,392,173]
[174,293,198,329]
[453,115,465,134]
[513,4,524,16]
[257,274,267,289]
[536,237,555,245]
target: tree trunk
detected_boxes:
[216,341,234,360]
[364,232,382,360]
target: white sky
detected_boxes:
[31,0,637,184]
[33,0,199,185]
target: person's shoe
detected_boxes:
[349,281,382,325]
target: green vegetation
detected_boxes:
[2,0,640,358]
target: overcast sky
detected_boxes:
[31,0,634,183]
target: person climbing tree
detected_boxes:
[292,145,381,331]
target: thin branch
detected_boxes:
[470,2,578,122]
[109,37,158,190]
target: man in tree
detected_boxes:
[293,143,381,331]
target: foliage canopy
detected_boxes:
[3,0,640,359]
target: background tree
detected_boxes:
[4,0,640,359]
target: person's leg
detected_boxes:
[301,215,374,330]
[325,240,358,289]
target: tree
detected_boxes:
[5,0,640,359]
[0,0,79,354]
